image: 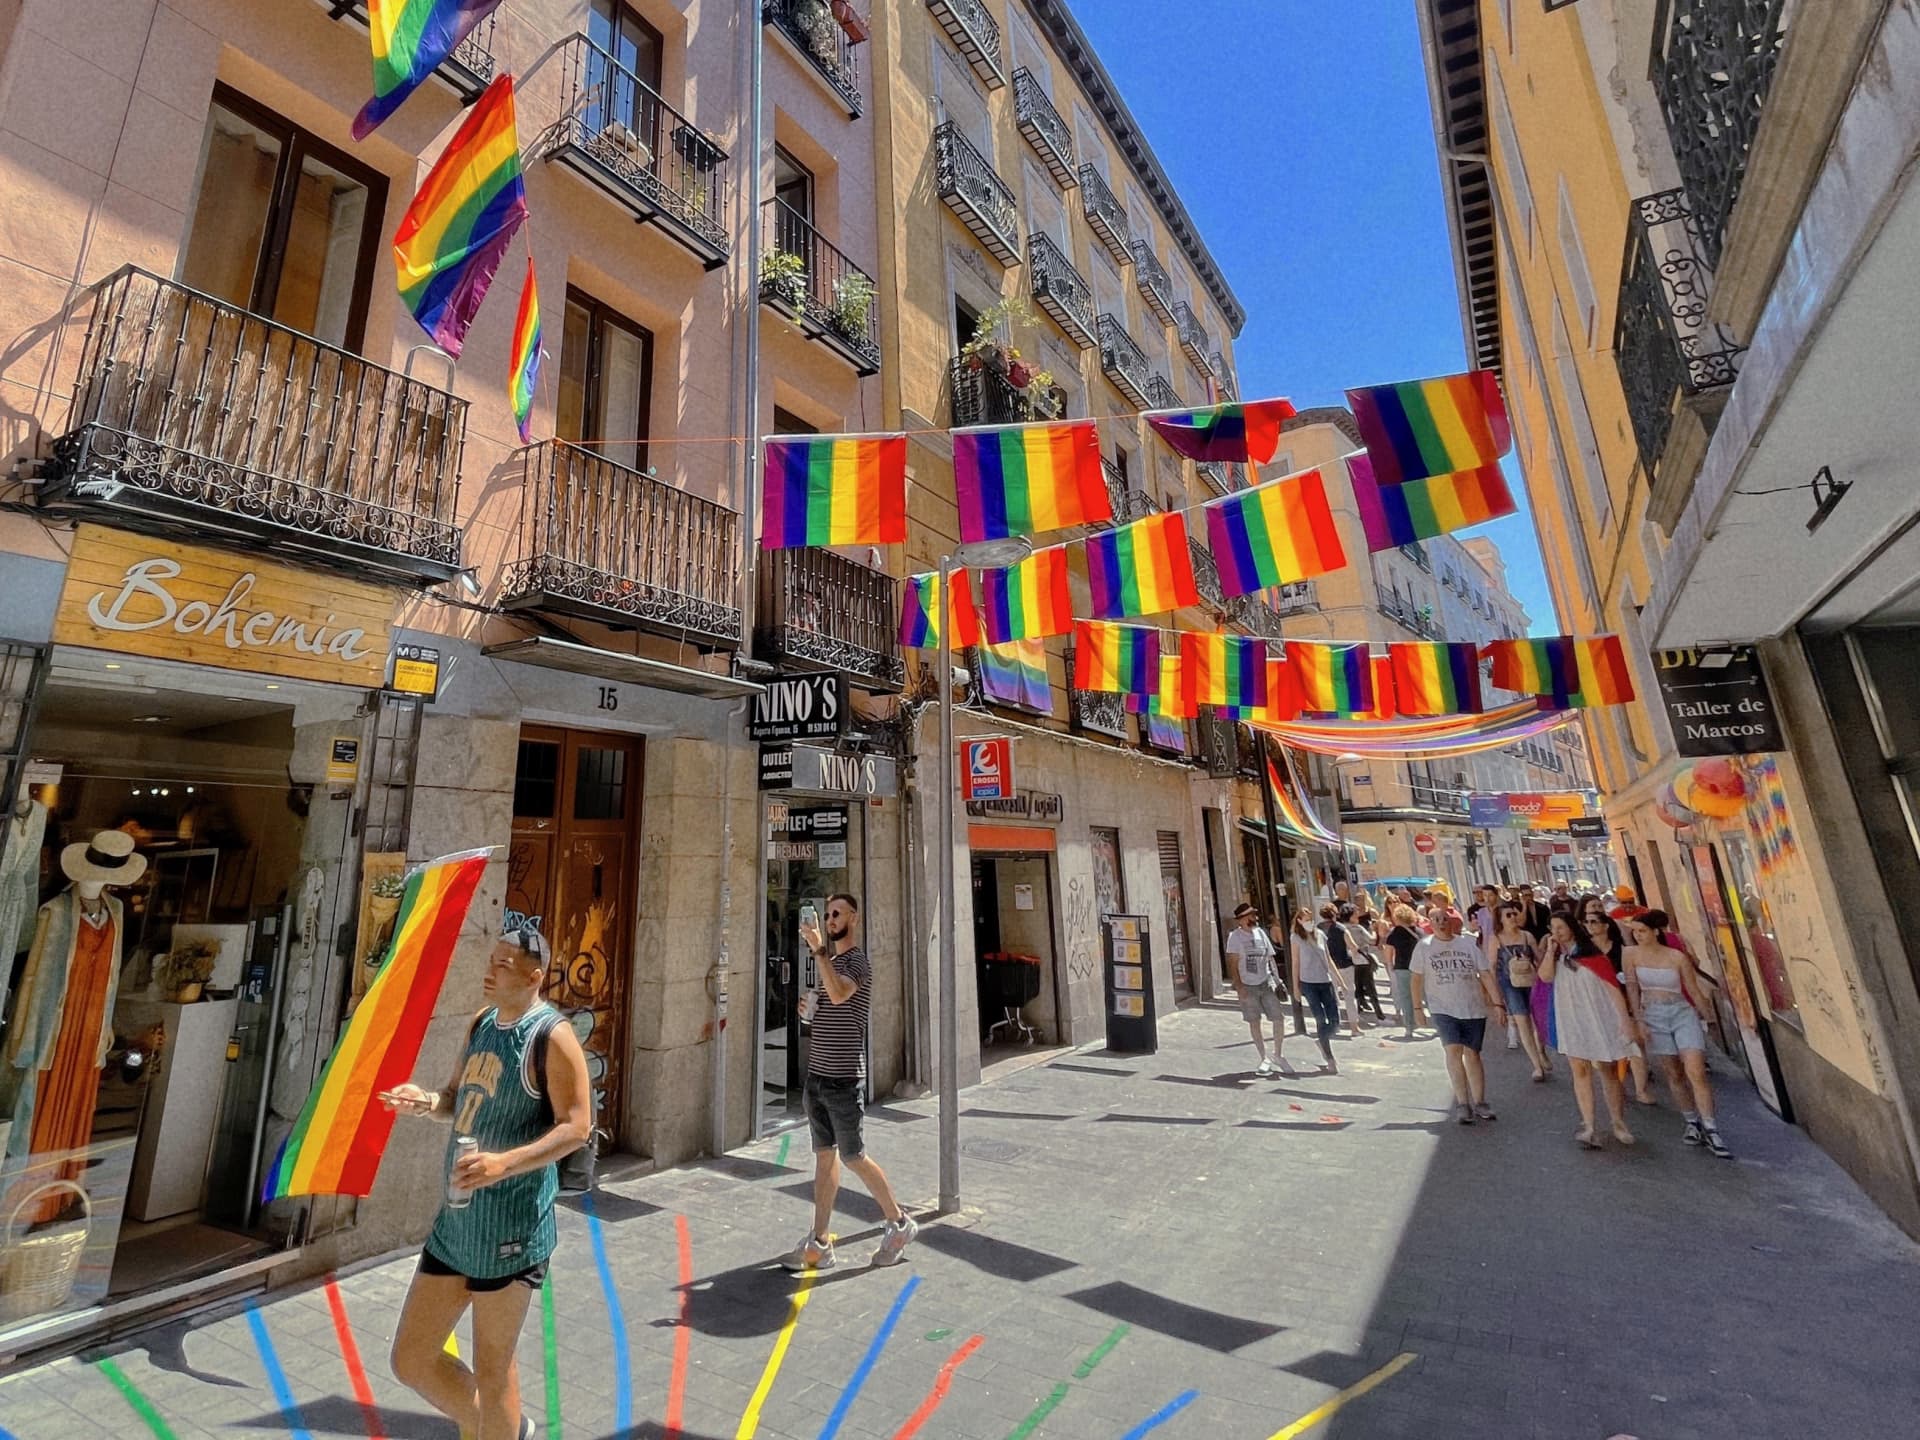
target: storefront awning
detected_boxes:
[484,637,763,701]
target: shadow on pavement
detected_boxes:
[1064,1280,1282,1352]
[129,1317,249,1388]
[1092,1112,1214,1126]
[915,1224,1079,1282]
[232,1395,452,1437]
[1048,1062,1138,1076]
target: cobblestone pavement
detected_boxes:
[4,1001,1918,1440]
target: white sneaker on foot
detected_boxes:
[780,1232,835,1272]
[872,1215,919,1267]
[1255,1059,1274,1076]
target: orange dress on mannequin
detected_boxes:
[22,908,114,1223]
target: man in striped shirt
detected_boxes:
[782,893,918,1271]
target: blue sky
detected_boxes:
[1075,2,1557,631]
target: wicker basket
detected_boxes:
[0,1178,92,1325]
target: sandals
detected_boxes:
[1611,1122,1637,1146]
[1575,1127,1601,1150]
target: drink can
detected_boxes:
[447,1134,478,1209]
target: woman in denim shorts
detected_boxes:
[1623,910,1731,1158]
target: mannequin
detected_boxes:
[4,830,145,1223]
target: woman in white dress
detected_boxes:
[1538,913,1638,1149]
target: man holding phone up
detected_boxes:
[781,893,918,1271]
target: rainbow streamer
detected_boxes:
[1086,512,1199,619]
[761,434,908,548]
[1389,642,1484,716]
[1266,751,1343,846]
[263,849,491,1199]
[976,637,1051,711]
[953,420,1111,542]
[1145,398,1296,463]
[979,544,1073,643]
[1249,699,1577,759]
[353,0,506,138]
[393,74,527,358]
[1072,620,1159,694]
[507,256,540,444]
[1346,451,1517,550]
[1285,641,1374,716]
[899,570,978,649]
[1181,633,1268,710]
[1204,467,1347,596]
[1345,369,1512,485]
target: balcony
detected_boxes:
[1379,596,1444,642]
[763,0,863,117]
[1189,537,1224,608]
[547,34,730,268]
[1012,69,1075,188]
[1099,458,1129,523]
[1114,487,1159,523]
[1028,231,1096,349]
[935,122,1021,266]
[1144,373,1179,412]
[1065,650,1130,738]
[1273,580,1319,617]
[762,200,881,375]
[321,0,495,96]
[1227,595,1285,639]
[950,356,1035,428]
[1174,302,1212,372]
[1097,314,1151,408]
[1614,187,1745,524]
[1078,165,1132,265]
[43,266,464,582]
[1196,460,1233,497]
[1409,780,1468,815]
[926,0,1004,88]
[757,548,902,687]
[1398,540,1432,573]
[1211,354,1235,400]
[1130,241,1176,326]
[1649,0,1788,271]
[503,440,740,646]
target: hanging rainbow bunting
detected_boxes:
[976,637,1051,711]
[353,0,506,138]
[1086,511,1200,619]
[1345,369,1512,486]
[1266,751,1344,846]
[1072,620,1160,694]
[1358,654,1399,722]
[761,434,908,548]
[953,420,1110,542]
[1145,398,1296,463]
[1180,633,1268,710]
[263,849,491,1199]
[1486,635,1633,707]
[507,255,541,444]
[1250,699,1576,759]
[1204,467,1346,596]
[979,544,1073,643]
[1285,641,1374,716]
[899,570,978,649]
[1346,451,1516,550]
[1126,653,1196,718]
[393,73,527,358]
[1389,642,1484,717]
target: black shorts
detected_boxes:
[419,1247,549,1292]
[804,1074,866,1160]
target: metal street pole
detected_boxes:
[936,552,958,1214]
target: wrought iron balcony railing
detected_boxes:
[1649,0,1788,270]
[926,0,1004,88]
[1144,373,1179,412]
[950,355,1031,428]
[504,440,741,646]
[1378,597,1444,642]
[1409,781,1469,815]
[1129,241,1176,327]
[1097,314,1151,408]
[1078,164,1132,265]
[322,0,495,95]
[1196,460,1233,497]
[757,547,902,686]
[1273,580,1318,617]
[1211,354,1235,400]
[1114,487,1160,523]
[1099,458,1129,524]
[1029,231,1096,349]
[1614,186,1745,479]
[763,0,863,117]
[44,266,465,581]
[763,199,881,375]
[548,34,730,267]
[1012,68,1075,188]
[1189,537,1224,608]
[935,122,1020,266]
[1398,540,1432,572]
[1065,650,1130,738]
[1227,595,1286,639]
[1175,302,1212,372]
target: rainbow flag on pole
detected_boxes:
[1180,633,1268,711]
[392,73,527,358]
[1072,620,1159,695]
[1285,641,1374,716]
[899,570,978,649]
[1346,451,1516,550]
[263,849,491,1199]
[976,637,1052,711]
[1086,511,1199,619]
[953,420,1111,542]
[353,0,505,138]
[1144,398,1296,463]
[1204,467,1346,596]
[1345,369,1512,486]
[507,256,540,444]
[1488,636,1633,707]
[1389,642,1484,716]
[979,544,1073,643]
[761,434,908,548]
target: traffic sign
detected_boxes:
[1413,833,1437,855]
[961,738,1014,801]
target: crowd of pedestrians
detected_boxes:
[1227,878,1734,1157]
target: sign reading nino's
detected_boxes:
[54,524,394,688]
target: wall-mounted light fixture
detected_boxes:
[1807,465,1850,534]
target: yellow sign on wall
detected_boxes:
[53,524,396,688]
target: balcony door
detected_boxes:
[588,0,664,138]
[558,287,653,475]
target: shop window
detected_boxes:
[558,288,654,476]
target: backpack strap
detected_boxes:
[530,1007,565,1126]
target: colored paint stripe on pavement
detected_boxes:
[818,1274,920,1440]
[96,1358,177,1440]
[892,1334,983,1439]
[667,1213,693,1436]
[0,1422,17,1440]
[541,1270,563,1440]
[324,1278,387,1440]
[736,1269,815,1438]
[1005,1322,1130,1439]
[583,1191,634,1433]
[1074,1323,1129,1377]
[1120,1389,1199,1439]
[247,1308,314,1440]
[775,1134,791,1168]
[1265,1352,1417,1439]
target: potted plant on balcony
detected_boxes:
[828,272,874,338]
[959,295,1041,376]
[1023,367,1061,418]
[763,248,808,312]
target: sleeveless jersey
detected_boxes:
[425,1004,560,1278]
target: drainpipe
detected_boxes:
[739,1,766,639]
[712,696,752,1156]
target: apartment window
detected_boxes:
[1488,55,1535,248]
[178,86,386,349]
[591,0,663,91]
[1074,104,1106,178]
[1551,307,1613,531]
[774,146,814,222]
[1093,247,1125,321]
[1008,5,1049,86]
[772,406,816,435]
[936,44,991,158]
[1557,177,1599,345]
[1027,164,1070,249]
[558,288,654,476]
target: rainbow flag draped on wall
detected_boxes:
[263,849,491,1199]
[1086,511,1199,619]
[507,256,541,444]
[761,434,908,548]
[1346,451,1516,550]
[1181,633,1268,711]
[899,570,978,649]
[979,544,1073,643]
[1145,398,1296,463]
[1345,369,1512,486]
[393,74,527,358]
[353,0,506,138]
[1265,751,1343,846]
[1204,466,1346,596]
[953,420,1110,542]
[976,637,1051,711]
[1072,620,1159,694]
[1389,642,1484,716]
[1486,635,1633,707]
[1285,641,1374,716]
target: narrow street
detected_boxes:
[4,1001,1914,1440]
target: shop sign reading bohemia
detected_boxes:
[53,524,394,688]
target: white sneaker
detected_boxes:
[780,1232,835,1272]
[1506,1028,1520,1051]
[1255,1059,1274,1076]
[872,1215,919,1267]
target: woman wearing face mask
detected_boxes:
[1623,910,1731,1157]
[1539,912,1638,1149]
[1290,910,1350,1074]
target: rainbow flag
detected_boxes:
[1128,654,1194,718]
[953,420,1111,542]
[1072,620,1160,694]
[1086,511,1199,619]
[1144,710,1190,752]
[263,849,491,1200]
[1266,751,1343,846]
[1358,655,1400,722]
[1487,636,1632,706]
[979,544,1073,643]
[1346,451,1516,550]
[1389,642,1484,716]
[1145,398,1296,463]
[1181,633,1268,711]
[761,434,908,548]
[1345,369,1512,486]
[976,637,1051,711]
[353,0,505,138]
[392,73,527,359]
[1286,641,1374,716]
[1205,467,1347,596]
[1570,636,1635,705]
[507,256,540,444]
[899,570,978,649]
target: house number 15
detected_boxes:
[597,686,619,711]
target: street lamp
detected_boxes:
[936,535,1031,1214]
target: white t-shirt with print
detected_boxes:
[1226,926,1278,987]
[1411,934,1493,1019]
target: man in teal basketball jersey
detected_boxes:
[384,917,592,1440]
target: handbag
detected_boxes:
[1506,951,1537,986]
